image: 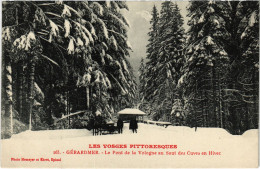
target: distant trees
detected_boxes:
[140,1,259,134]
[2,1,136,138]
[140,2,186,122]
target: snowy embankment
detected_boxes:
[1,123,258,168]
[10,123,256,140]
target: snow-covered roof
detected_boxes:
[117,108,146,115]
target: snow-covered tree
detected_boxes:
[2,1,136,136]
[144,5,160,103]
[156,2,186,122]
[180,1,259,134]
[223,1,259,133]
[142,2,186,122]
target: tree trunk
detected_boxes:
[5,58,13,137]
[194,79,198,128]
[212,65,218,127]
[218,72,223,128]
[204,90,209,127]
[252,71,258,128]
[202,89,206,127]
[28,60,35,130]
[68,90,70,127]
[86,86,90,109]
[17,61,24,121]
[66,89,70,128]
[223,98,227,129]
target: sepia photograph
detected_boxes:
[1,0,259,168]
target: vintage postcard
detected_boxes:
[1,0,259,168]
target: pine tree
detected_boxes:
[138,58,147,111]
[2,1,136,133]
[143,2,186,122]
[222,1,259,133]
[156,2,186,122]
[180,1,259,133]
[182,1,229,128]
[145,5,159,103]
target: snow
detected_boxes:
[119,69,127,83]
[219,50,227,56]
[56,111,85,122]
[65,5,81,18]
[105,1,111,8]
[111,1,120,12]
[188,56,193,62]
[123,16,131,28]
[82,32,90,46]
[82,26,94,43]
[77,37,83,46]
[2,27,11,42]
[109,35,118,51]
[194,44,200,51]
[242,129,258,138]
[109,13,128,31]
[94,71,101,83]
[208,6,215,13]
[34,82,44,98]
[102,42,108,51]
[62,4,71,17]
[49,20,59,37]
[55,0,63,5]
[105,77,111,89]
[101,75,107,87]
[10,129,90,140]
[2,123,258,168]
[64,19,71,38]
[97,18,108,40]
[6,65,12,73]
[24,31,36,51]
[126,40,133,49]
[208,0,214,5]
[249,11,256,27]
[92,2,104,16]
[87,22,96,37]
[213,19,219,26]
[5,124,257,147]
[105,54,113,62]
[67,38,75,54]
[198,13,205,23]
[206,36,214,45]
[86,73,91,83]
[95,110,101,116]
[122,60,129,74]
[13,35,27,50]
[146,120,171,125]
[167,69,171,78]
[115,60,121,68]
[241,31,246,39]
[177,75,184,87]
[117,108,146,115]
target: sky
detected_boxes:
[122,1,190,82]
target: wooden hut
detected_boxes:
[117,108,146,122]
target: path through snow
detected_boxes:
[1,123,258,168]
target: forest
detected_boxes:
[139,1,259,135]
[2,1,137,138]
[1,1,259,138]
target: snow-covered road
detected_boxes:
[1,123,258,168]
